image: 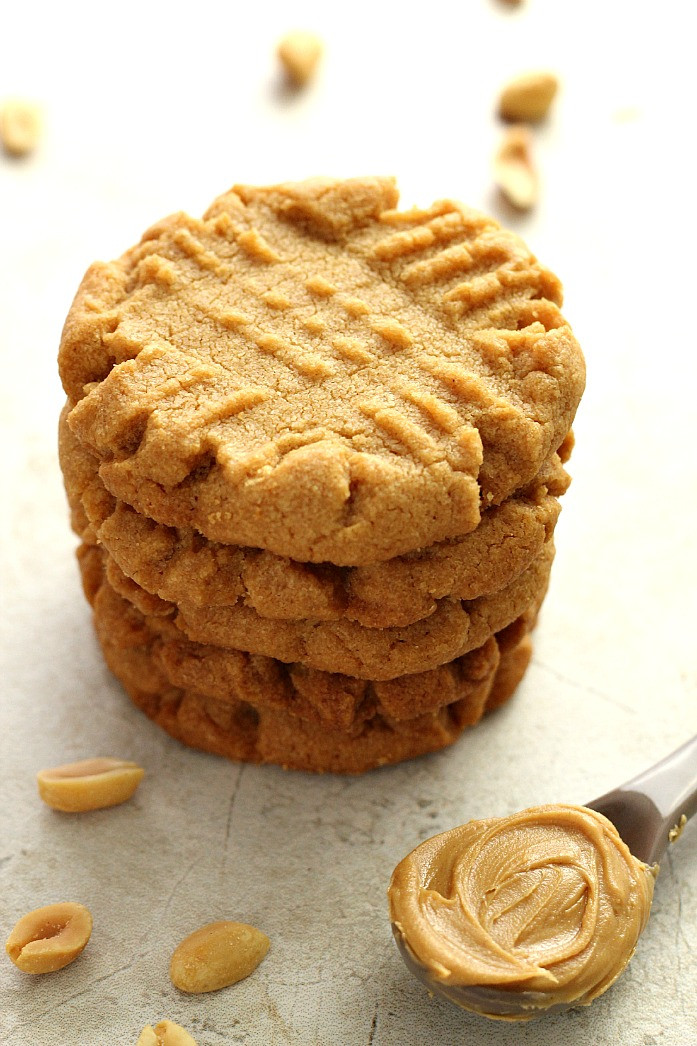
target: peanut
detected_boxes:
[136,1020,198,1046]
[37,757,145,812]
[498,71,558,122]
[0,100,41,157]
[169,921,270,994]
[493,125,538,211]
[5,902,93,974]
[277,31,323,86]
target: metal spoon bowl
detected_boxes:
[392,734,697,1020]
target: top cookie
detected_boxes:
[59,177,584,564]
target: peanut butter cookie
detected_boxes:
[59,177,584,565]
[60,403,567,628]
[83,553,536,772]
[88,539,553,680]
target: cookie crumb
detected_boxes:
[0,99,41,157]
[493,125,538,210]
[498,72,558,122]
[668,814,687,844]
[277,30,323,87]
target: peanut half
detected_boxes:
[37,757,145,812]
[0,100,41,157]
[136,1020,198,1046]
[493,125,538,211]
[170,921,270,994]
[5,902,93,974]
[277,31,323,86]
[498,71,558,122]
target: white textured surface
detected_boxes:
[1,1,696,1043]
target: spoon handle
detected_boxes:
[587,734,697,865]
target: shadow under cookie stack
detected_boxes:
[58,177,585,774]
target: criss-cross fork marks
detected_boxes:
[358,400,480,472]
[71,340,269,463]
[255,332,337,381]
[371,208,485,261]
[401,239,511,287]
[108,195,565,478]
[373,203,563,321]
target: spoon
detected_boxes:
[392,734,697,1020]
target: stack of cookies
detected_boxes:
[58,177,584,773]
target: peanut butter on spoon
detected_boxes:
[389,805,655,1020]
[388,735,696,1021]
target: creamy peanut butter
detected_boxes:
[388,804,656,1019]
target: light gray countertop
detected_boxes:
[2,1,696,1043]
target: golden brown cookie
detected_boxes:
[85,558,534,772]
[80,543,539,737]
[59,177,584,565]
[93,537,553,680]
[485,634,532,710]
[60,402,567,627]
[112,658,529,775]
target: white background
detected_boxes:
[1,1,696,1043]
